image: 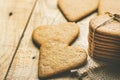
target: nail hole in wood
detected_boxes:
[9,12,13,16]
[32,56,36,59]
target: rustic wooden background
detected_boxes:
[0,0,120,80]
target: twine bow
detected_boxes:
[91,12,120,56]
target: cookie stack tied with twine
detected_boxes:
[88,13,120,63]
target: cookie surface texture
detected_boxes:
[39,41,87,78]
[99,0,120,15]
[32,22,79,45]
[58,0,99,21]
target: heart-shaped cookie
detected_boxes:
[99,0,120,15]
[32,22,79,45]
[58,0,99,21]
[39,41,87,78]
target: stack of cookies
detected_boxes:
[88,14,120,63]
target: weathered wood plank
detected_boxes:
[0,0,37,79]
[6,0,66,80]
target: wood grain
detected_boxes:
[0,0,37,79]
[6,0,66,80]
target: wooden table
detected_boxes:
[1,0,120,80]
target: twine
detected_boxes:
[91,13,120,56]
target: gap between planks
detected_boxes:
[4,0,38,79]
[0,0,37,80]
